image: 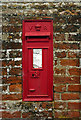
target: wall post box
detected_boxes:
[22,20,53,101]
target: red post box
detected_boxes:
[22,20,53,101]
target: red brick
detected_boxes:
[61,93,80,100]
[67,111,80,118]
[69,68,81,75]
[3,41,22,49]
[22,112,32,118]
[54,43,80,49]
[2,77,7,84]
[9,84,22,92]
[54,34,65,41]
[6,76,22,84]
[55,111,80,118]
[9,51,21,58]
[68,85,81,92]
[55,51,66,58]
[68,34,81,41]
[55,60,57,66]
[15,60,22,66]
[54,76,80,84]
[54,102,66,110]
[2,60,7,67]
[2,94,22,100]
[55,68,66,75]
[68,102,81,110]
[3,26,22,33]
[65,25,78,32]
[42,102,52,109]
[2,111,21,118]
[7,60,15,67]
[0,103,6,110]
[8,17,21,24]
[60,59,79,66]
[9,68,21,75]
[54,93,60,100]
[2,86,7,91]
[0,86,2,92]
[40,111,52,117]
[54,85,66,92]
[68,51,77,58]
[2,68,7,75]
[8,33,21,40]
[2,51,7,58]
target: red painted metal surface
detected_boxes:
[22,20,53,101]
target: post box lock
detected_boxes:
[22,20,53,101]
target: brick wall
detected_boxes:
[1,2,81,119]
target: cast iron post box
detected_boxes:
[22,20,53,101]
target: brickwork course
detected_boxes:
[0,1,81,120]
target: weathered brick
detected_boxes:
[68,51,81,58]
[68,85,81,92]
[7,60,15,67]
[9,51,22,58]
[2,86,7,91]
[54,93,60,100]
[55,67,66,75]
[55,60,57,66]
[68,34,81,41]
[54,25,79,32]
[2,111,21,118]
[15,60,22,66]
[2,94,22,100]
[55,111,80,118]
[22,112,32,118]
[2,60,8,67]
[2,68,7,76]
[54,85,66,92]
[9,68,22,75]
[61,93,80,100]
[54,102,66,110]
[0,102,6,110]
[41,102,52,109]
[68,51,78,58]
[9,84,22,92]
[67,15,81,24]
[60,59,79,66]
[54,76,80,84]
[54,43,80,49]
[69,68,81,76]
[65,25,79,32]
[54,34,65,41]
[2,26,22,33]
[3,76,22,84]
[8,33,21,40]
[7,60,22,67]
[39,111,52,118]
[8,17,22,24]
[53,16,66,25]
[68,102,81,110]
[2,41,22,49]
[55,51,66,58]
[2,51,7,58]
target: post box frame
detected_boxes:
[22,20,53,101]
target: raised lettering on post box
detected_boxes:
[22,20,53,101]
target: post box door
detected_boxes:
[27,48,48,96]
[22,20,53,101]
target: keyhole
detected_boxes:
[32,74,34,77]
